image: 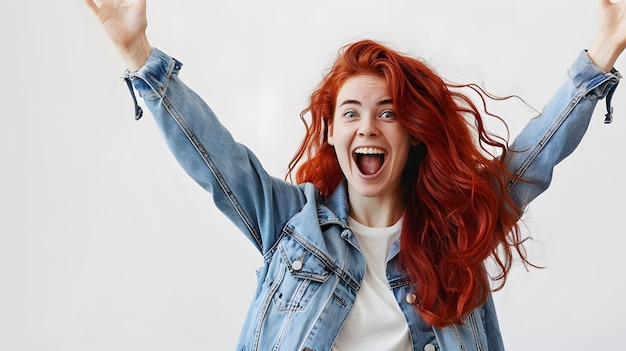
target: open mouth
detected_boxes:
[353,147,386,176]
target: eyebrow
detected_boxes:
[339,99,394,107]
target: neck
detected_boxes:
[347,187,405,228]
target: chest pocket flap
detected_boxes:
[268,238,331,312]
[279,238,330,282]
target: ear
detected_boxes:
[411,137,421,146]
[327,119,334,146]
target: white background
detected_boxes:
[1,1,625,350]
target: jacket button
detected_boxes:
[291,260,303,271]
[424,343,436,351]
[405,293,417,304]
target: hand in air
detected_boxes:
[590,0,626,71]
[85,0,151,70]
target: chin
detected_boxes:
[350,180,395,199]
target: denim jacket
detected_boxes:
[124,49,620,351]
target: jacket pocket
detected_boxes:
[271,238,330,312]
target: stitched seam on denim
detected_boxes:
[128,60,175,100]
[292,279,314,310]
[295,279,313,309]
[332,292,347,307]
[450,325,467,351]
[388,276,410,289]
[294,232,360,292]
[468,311,483,351]
[254,265,286,351]
[507,75,617,192]
[507,93,583,192]
[262,223,291,262]
[272,302,301,351]
[127,72,158,100]
[284,226,361,292]
[300,276,342,351]
[276,245,322,314]
[585,73,620,98]
[272,282,303,351]
[431,327,443,351]
[278,240,328,283]
[262,184,312,263]
[159,96,262,248]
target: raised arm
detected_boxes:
[588,0,626,72]
[506,0,625,210]
[85,0,309,254]
[85,0,151,70]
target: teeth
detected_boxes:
[354,147,385,155]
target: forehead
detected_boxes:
[336,74,390,103]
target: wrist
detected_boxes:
[120,34,152,71]
[588,33,623,73]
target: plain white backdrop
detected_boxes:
[1,0,625,350]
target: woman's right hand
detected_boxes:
[86,0,152,70]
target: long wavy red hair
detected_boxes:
[287,39,529,328]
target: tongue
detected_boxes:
[358,155,383,175]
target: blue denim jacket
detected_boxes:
[124,49,619,351]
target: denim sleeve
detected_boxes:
[505,50,621,211]
[122,48,306,254]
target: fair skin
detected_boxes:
[86,0,626,227]
[85,0,151,71]
[328,75,416,228]
[589,0,626,72]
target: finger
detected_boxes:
[600,0,617,8]
[615,0,626,8]
[85,0,101,13]
[603,0,623,7]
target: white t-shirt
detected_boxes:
[331,216,412,351]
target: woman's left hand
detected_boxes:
[589,0,626,71]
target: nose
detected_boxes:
[357,116,380,137]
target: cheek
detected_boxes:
[393,135,414,163]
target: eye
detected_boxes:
[380,110,395,119]
[343,110,357,118]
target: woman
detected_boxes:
[86,0,625,350]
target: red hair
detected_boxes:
[287,39,528,328]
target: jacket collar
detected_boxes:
[318,180,402,261]
[318,180,350,229]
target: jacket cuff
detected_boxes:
[569,50,622,123]
[120,48,184,120]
